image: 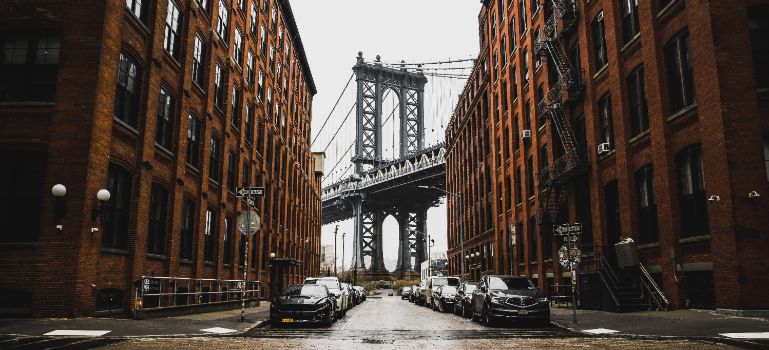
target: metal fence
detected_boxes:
[135,276,260,310]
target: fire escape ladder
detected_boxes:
[536,0,587,228]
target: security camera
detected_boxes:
[749,191,760,198]
[708,195,720,202]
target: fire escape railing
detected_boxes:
[535,0,587,226]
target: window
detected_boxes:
[271,5,277,32]
[237,0,245,12]
[677,145,708,237]
[247,50,255,85]
[627,66,648,137]
[0,31,61,101]
[0,150,46,244]
[147,184,168,255]
[636,165,658,244]
[522,48,529,83]
[659,0,674,11]
[250,2,258,34]
[204,209,217,263]
[256,121,265,153]
[163,0,181,59]
[598,93,614,149]
[259,25,267,56]
[515,166,522,204]
[516,221,524,263]
[534,28,542,69]
[227,151,236,192]
[569,42,582,83]
[257,69,265,100]
[231,85,240,128]
[115,52,141,128]
[528,217,537,263]
[621,0,640,43]
[665,30,695,113]
[526,156,535,198]
[518,0,528,33]
[103,164,131,250]
[269,45,275,71]
[509,17,517,52]
[197,0,209,13]
[531,0,539,15]
[214,63,225,109]
[186,114,201,167]
[523,100,531,131]
[245,104,254,143]
[125,0,147,22]
[540,145,549,172]
[233,27,243,65]
[592,12,608,70]
[748,6,769,89]
[500,38,507,68]
[765,138,769,182]
[243,163,250,187]
[192,34,206,87]
[503,126,510,161]
[180,198,195,260]
[209,135,221,182]
[155,88,174,150]
[513,114,519,150]
[223,217,234,265]
[491,13,498,40]
[216,0,229,41]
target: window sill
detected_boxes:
[657,0,683,21]
[204,261,216,266]
[0,242,38,248]
[112,117,140,136]
[629,130,650,145]
[101,247,129,256]
[0,101,55,107]
[185,163,201,176]
[667,103,698,123]
[147,253,167,260]
[155,143,174,157]
[192,81,207,97]
[620,34,641,55]
[592,65,609,82]
[162,51,182,72]
[678,235,710,244]
[180,259,194,265]
[638,242,660,250]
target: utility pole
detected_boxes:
[342,232,346,278]
[334,225,338,277]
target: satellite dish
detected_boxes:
[237,210,260,236]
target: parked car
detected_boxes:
[409,285,419,303]
[432,285,457,312]
[414,281,427,305]
[270,284,335,326]
[400,286,413,300]
[425,276,461,309]
[354,286,366,302]
[305,277,348,317]
[453,282,478,318]
[341,283,355,308]
[471,275,550,326]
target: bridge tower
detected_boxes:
[349,52,429,278]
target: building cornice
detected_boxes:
[277,0,317,96]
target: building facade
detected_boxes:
[0,0,322,317]
[446,0,769,311]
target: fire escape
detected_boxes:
[534,0,587,227]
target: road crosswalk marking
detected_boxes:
[43,330,111,336]
[201,327,238,334]
[720,332,769,339]
[583,328,619,335]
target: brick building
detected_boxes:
[0,0,323,317]
[446,0,769,311]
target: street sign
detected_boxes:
[236,187,265,197]
[553,223,582,236]
[237,210,260,236]
[245,197,256,208]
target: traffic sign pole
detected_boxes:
[241,191,250,323]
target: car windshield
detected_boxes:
[402,286,411,291]
[432,277,460,286]
[281,285,328,297]
[309,279,340,291]
[488,277,535,290]
[465,285,477,293]
[440,286,457,294]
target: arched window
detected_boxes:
[103,164,132,250]
[114,52,141,128]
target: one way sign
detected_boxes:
[236,187,265,197]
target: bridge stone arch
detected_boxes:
[352,52,427,173]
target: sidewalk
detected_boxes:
[0,303,270,338]
[550,305,769,346]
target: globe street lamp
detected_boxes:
[418,185,465,281]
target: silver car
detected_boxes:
[305,277,348,317]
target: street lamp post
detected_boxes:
[418,186,464,280]
[342,232,346,279]
[333,225,338,277]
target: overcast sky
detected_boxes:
[292,0,482,271]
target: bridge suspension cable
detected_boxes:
[311,72,355,147]
[379,57,476,66]
[321,102,357,153]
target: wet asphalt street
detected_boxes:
[102,292,740,350]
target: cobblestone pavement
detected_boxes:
[103,295,739,350]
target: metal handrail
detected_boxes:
[136,276,261,310]
[639,263,669,310]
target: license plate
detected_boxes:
[281,318,294,323]
[518,310,529,315]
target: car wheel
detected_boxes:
[437,301,443,312]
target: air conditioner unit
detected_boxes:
[597,142,611,154]
[521,129,532,139]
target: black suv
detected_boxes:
[470,275,550,326]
